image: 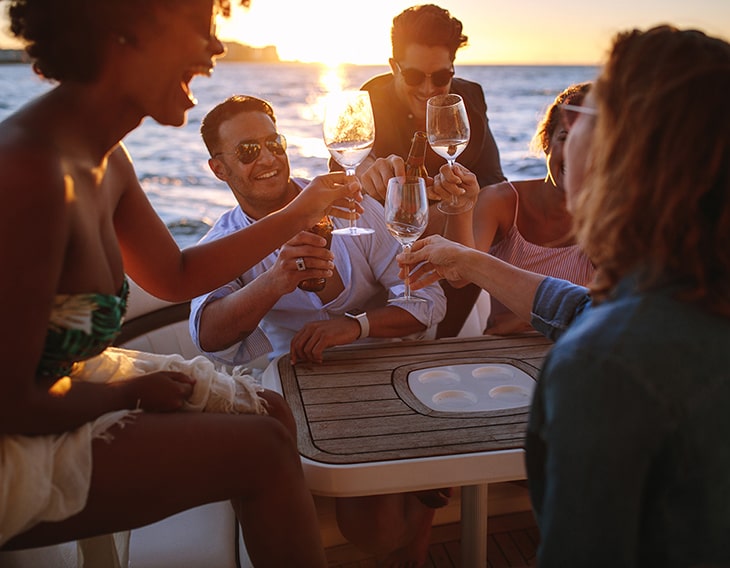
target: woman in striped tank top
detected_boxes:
[471,83,595,334]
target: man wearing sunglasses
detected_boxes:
[192,94,445,365]
[345,4,505,196]
[189,94,446,565]
[337,4,507,339]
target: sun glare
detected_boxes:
[319,65,347,93]
[217,1,396,65]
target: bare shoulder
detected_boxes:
[0,115,69,299]
[107,142,136,178]
[475,181,517,218]
[472,181,519,249]
[511,178,545,199]
[0,115,67,220]
[105,142,145,204]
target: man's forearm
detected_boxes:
[198,276,279,352]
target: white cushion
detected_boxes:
[129,503,240,568]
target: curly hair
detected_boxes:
[530,82,591,155]
[391,4,468,62]
[2,0,249,82]
[574,25,730,316]
[201,94,276,156]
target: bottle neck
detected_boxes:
[406,132,428,177]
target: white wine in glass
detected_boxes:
[426,93,472,215]
[384,176,429,303]
[323,90,375,236]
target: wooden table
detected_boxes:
[262,333,552,567]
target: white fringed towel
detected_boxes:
[73,346,268,416]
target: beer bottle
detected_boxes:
[405,131,437,201]
[297,215,334,292]
[405,131,428,182]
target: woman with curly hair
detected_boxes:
[0,1,358,565]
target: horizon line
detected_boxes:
[219,59,601,67]
[0,46,600,68]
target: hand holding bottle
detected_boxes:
[359,154,407,203]
[359,132,437,203]
[297,216,334,292]
[266,232,335,297]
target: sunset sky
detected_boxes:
[215,0,730,65]
[1,0,729,65]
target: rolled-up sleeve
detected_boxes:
[188,208,274,367]
[530,277,591,341]
[189,283,273,367]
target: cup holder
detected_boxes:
[416,369,460,385]
[432,389,478,410]
[408,363,535,413]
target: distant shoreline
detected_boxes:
[0,47,597,68]
[0,48,27,64]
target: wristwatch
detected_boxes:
[345,309,370,339]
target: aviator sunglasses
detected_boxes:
[395,61,455,87]
[214,133,287,164]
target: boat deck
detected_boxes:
[326,510,539,567]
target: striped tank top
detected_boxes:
[488,182,594,284]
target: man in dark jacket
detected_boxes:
[336,4,506,337]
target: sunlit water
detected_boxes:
[0,62,597,247]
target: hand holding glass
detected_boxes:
[426,93,473,214]
[385,176,429,303]
[323,90,375,236]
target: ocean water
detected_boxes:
[0,62,597,246]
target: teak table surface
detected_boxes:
[276,333,553,465]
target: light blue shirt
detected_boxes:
[190,183,446,365]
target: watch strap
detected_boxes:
[346,310,370,339]
[356,312,369,339]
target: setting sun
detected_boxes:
[216,1,397,65]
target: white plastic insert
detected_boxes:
[407,363,535,413]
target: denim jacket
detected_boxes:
[526,275,730,567]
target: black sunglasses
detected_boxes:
[395,62,454,87]
[215,133,287,164]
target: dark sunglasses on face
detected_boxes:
[215,133,287,164]
[395,62,455,87]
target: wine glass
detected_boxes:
[426,93,472,215]
[322,90,375,236]
[384,176,429,303]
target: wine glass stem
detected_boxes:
[447,159,458,205]
[402,243,412,300]
[345,168,357,231]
